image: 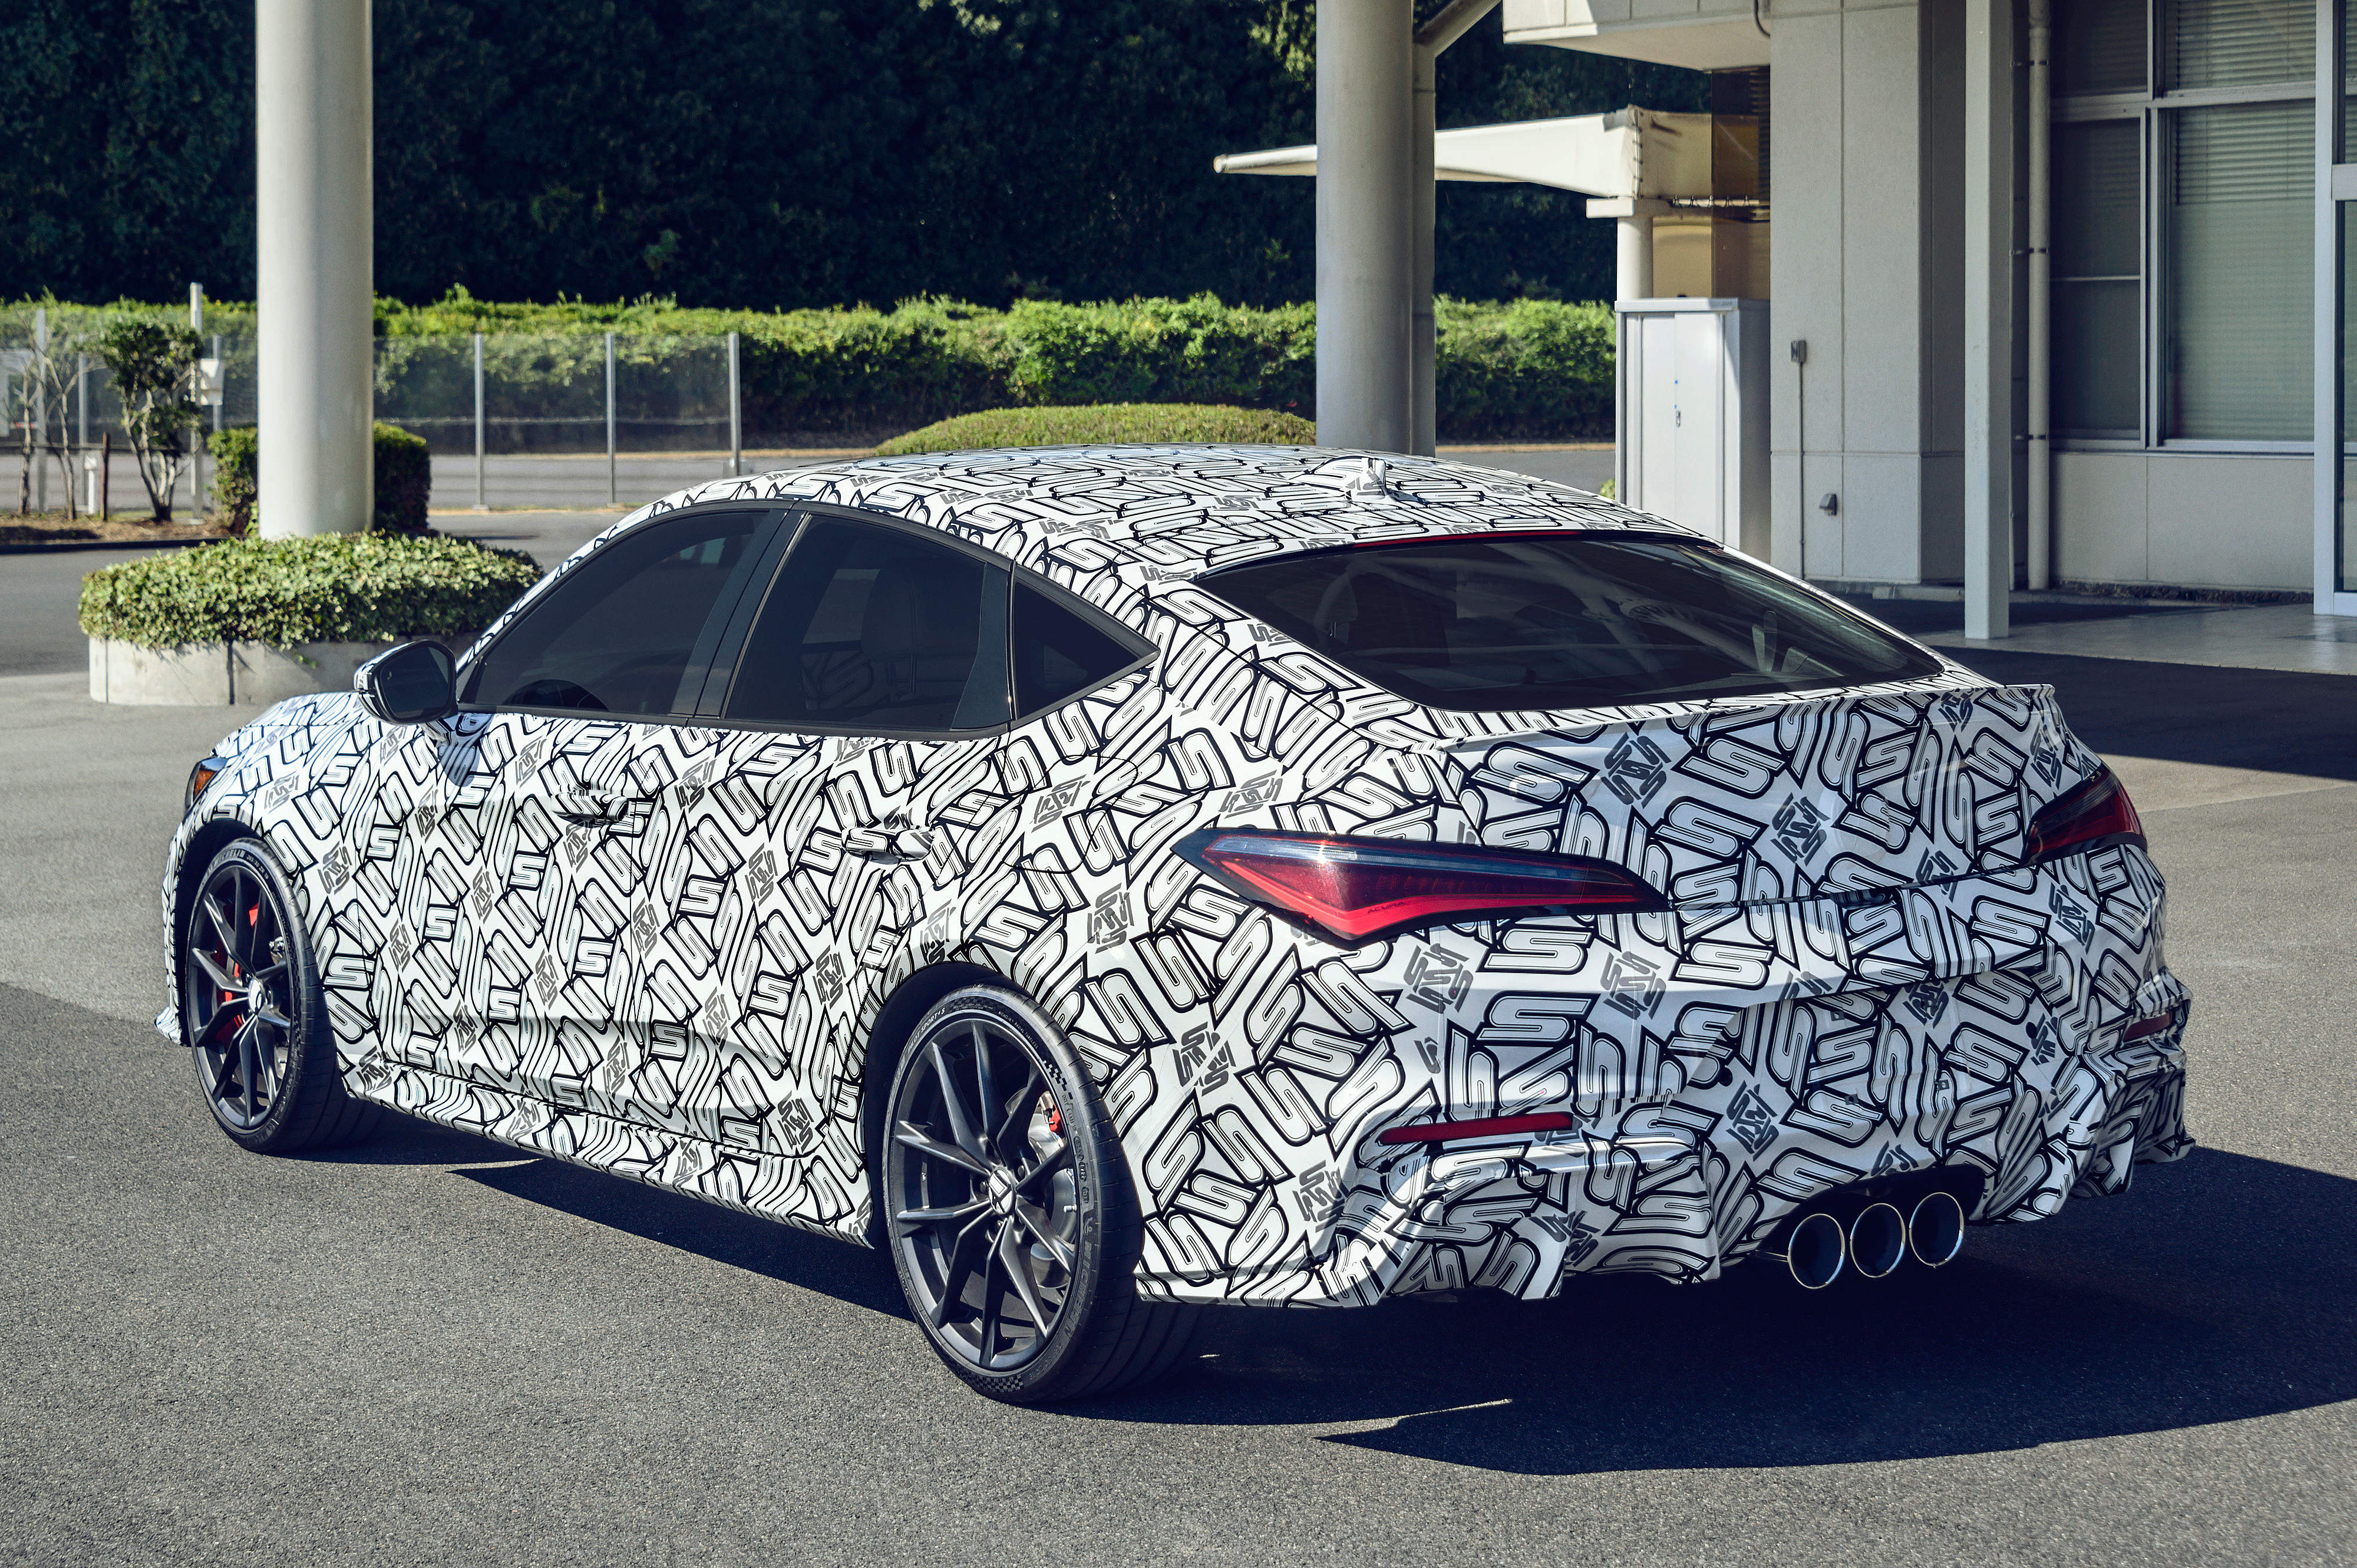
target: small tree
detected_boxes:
[9,318,93,519]
[94,318,201,523]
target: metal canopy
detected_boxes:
[1214,109,1715,200]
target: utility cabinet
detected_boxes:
[1615,298,1769,559]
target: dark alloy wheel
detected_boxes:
[883,986,1197,1403]
[182,839,382,1154]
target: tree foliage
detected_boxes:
[93,316,200,521]
[1,1,1701,309]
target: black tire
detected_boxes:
[882,985,1199,1403]
[181,838,383,1154]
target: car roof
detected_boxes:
[622,444,1683,587]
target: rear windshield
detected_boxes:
[1199,532,1943,711]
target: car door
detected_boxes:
[387,505,791,1121]
[671,511,1022,1219]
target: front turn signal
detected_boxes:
[184,755,229,816]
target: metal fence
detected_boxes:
[4,323,757,516]
[376,331,747,507]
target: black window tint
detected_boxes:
[1012,583,1145,718]
[465,511,771,715]
[1200,533,1943,712]
[725,518,1011,731]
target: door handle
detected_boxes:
[846,823,936,863]
[554,790,630,824]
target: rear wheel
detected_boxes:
[882,985,1197,1402]
[182,838,382,1153]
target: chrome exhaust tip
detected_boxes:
[1780,1211,1848,1290]
[1908,1190,1966,1267]
[1848,1201,1907,1279]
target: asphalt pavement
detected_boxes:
[4,478,2355,1563]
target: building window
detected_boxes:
[2055,0,2318,447]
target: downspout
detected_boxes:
[2026,0,2052,589]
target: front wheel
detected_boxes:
[181,838,382,1153]
[882,985,1198,1402]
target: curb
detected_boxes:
[0,536,222,557]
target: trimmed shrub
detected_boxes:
[210,426,259,537]
[80,533,542,651]
[206,422,435,536]
[372,422,431,533]
[877,403,1318,456]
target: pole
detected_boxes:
[2025,0,2052,590]
[1963,0,2016,640]
[100,430,110,521]
[2315,0,2343,610]
[605,331,618,505]
[256,0,374,537]
[1316,0,1414,452]
[1402,0,1497,460]
[190,284,206,520]
[75,352,88,523]
[728,331,742,477]
[1411,44,1438,458]
[474,331,486,511]
[32,308,47,514]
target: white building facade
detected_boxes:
[1506,0,2357,615]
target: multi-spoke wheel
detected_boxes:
[181,839,381,1153]
[883,986,1197,1402]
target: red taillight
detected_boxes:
[2026,767,2146,864]
[2122,1012,2176,1041]
[1176,828,1665,947]
[1376,1112,1576,1146]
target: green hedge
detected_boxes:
[877,404,1317,456]
[368,291,1610,441]
[17,292,1617,441]
[80,533,541,650]
[208,422,434,536]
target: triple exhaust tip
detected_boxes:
[1778,1190,1967,1290]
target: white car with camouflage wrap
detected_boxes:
[160,445,2191,1402]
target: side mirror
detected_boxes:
[356,639,457,724]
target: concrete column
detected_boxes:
[1963,0,2014,639]
[1619,216,1653,302]
[1316,0,1413,453]
[257,0,373,538]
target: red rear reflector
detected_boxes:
[2122,1013,2176,1041]
[2027,767,2146,864]
[1176,828,1665,947]
[1377,1112,1577,1146]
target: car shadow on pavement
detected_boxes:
[1945,649,2357,782]
[336,1107,2357,1470]
[1071,1148,2357,1473]
[438,1143,915,1319]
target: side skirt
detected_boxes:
[344,1057,874,1247]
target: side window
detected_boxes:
[1010,582,1150,719]
[464,510,774,715]
[725,517,1011,732]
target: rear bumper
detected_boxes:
[1130,842,2190,1308]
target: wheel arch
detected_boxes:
[171,819,262,956]
[857,960,1026,1244]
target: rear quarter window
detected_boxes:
[1199,532,1942,712]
